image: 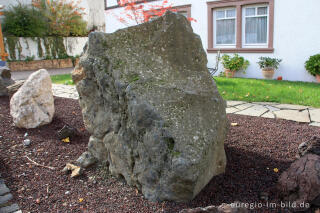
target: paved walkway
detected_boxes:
[11,68,73,81]
[0,173,21,213]
[52,84,320,127]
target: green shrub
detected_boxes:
[257,57,282,69]
[305,54,320,76]
[221,54,250,72]
[33,0,88,37]
[2,3,47,37]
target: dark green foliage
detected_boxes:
[257,57,282,69]
[2,3,47,37]
[305,54,320,76]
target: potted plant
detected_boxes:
[305,54,320,83]
[221,54,250,78]
[257,57,282,79]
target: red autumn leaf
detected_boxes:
[187,17,197,22]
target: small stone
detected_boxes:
[57,124,77,140]
[24,133,28,138]
[0,204,20,213]
[0,66,15,96]
[0,193,13,205]
[76,151,96,168]
[0,184,10,196]
[259,191,269,201]
[23,139,31,146]
[62,163,82,178]
[65,191,70,195]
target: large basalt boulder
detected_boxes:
[278,154,320,209]
[10,69,55,128]
[0,66,15,96]
[74,12,227,202]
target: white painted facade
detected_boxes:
[104,0,320,82]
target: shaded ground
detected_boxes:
[0,97,319,212]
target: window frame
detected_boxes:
[242,4,269,47]
[214,7,237,47]
[207,0,274,53]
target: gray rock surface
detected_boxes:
[298,136,320,157]
[74,12,227,202]
[0,66,15,96]
[10,69,55,129]
[278,154,320,209]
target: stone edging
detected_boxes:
[0,173,21,213]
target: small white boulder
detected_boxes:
[10,69,55,129]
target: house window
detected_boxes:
[214,8,236,46]
[243,5,268,46]
[207,0,274,53]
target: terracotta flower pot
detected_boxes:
[225,69,236,78]
[262,68,275,79]
[316,74,320,83]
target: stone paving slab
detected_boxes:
[252,102,279,105]
[226,101,246,107]
[265,105,281,112]
[275,104,309,110]
[310,122,320,127]
[234,103,253,111]
[309,109,320,123]
[226,107,240,114]
[235,105,268,117]
[274,110,310,123]
[52,84,79,100]
[261,112,275,119]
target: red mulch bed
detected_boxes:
[1,96,319,213]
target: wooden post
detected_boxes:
[0,11,8,61]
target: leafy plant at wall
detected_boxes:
[2,3,48,37]
[42,37,67,59]
[5,37,22,61]
[305,54,320,77]
[33,0,88,37]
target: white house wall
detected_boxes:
[105,0,320,82]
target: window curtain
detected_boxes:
[245,16,267,44]
[216,19,236,44]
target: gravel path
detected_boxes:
[1,96,320,212]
